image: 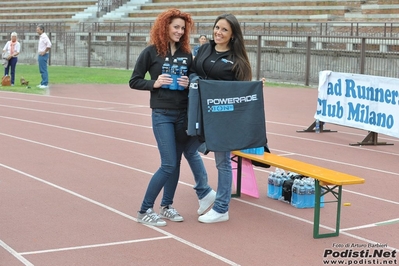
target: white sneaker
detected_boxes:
[36,84,42,88]
[39,85,49,89]
[198,209,229,223]
[198,190,216,215]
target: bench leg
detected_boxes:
[231,155,242,198]
[313,180,342,238]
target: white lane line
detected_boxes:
[19,236,172,255]
[0,239,34,266]
[0,117,156,148]
[341,218,399,232]
[0,95,149,109]
[0,132,154,175]
[343,189,399,205]
[268,132,399,156]
[267,121,399,143]
[1,108,398,256]
[0,106,152,128]
[234,199,398,251]
[1,123,398,207]
[0,162,239,266]
[0,96,150,116]
[1,93,398,144]
[272,148,399,177]
[1,115,398,180]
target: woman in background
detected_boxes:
[3,32,21,86]
[192,34,207,58]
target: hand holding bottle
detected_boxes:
[155,74,173,88]
[177,59,188,90]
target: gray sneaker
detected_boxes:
[159,205,184,222]
[137,208,166,226]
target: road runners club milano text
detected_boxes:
[317,79,398,129]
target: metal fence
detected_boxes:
[74,21,399,38]
[2,25,399,86]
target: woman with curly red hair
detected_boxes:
[129,9,215,226]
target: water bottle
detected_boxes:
[315,119,320,133]
[291,179,300,207]
[273,173,284,199]
[304,179,313,208]
[178,59,188,90]
[161,57,171,89]
[170,58,179,90]
[267,172,276,198]
[294,180,306,208]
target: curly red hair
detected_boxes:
[149,9,194,57]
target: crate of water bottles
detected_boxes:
[267,168,324,209]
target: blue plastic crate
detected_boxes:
[241,147,264,155]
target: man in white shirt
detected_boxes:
[36,24,52,89]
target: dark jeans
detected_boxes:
[4,57,18,85]
[140,108,186,212]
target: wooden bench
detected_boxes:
[231,150,365,239]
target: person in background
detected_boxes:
[192,13,252,223]
[36,24,52,89]
[2,32,21,86]
[192,34,207,58]
[129,8,215,227]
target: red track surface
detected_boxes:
[0,84,398,266]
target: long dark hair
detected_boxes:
[213,13,252,81]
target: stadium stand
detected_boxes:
[112,0,365,23]
[0,0,97,23]
[1,0,399,32]
[0,0,397,23]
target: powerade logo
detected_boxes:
[206,94,258,112]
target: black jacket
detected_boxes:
[192,41,236,81]
[129,44,192,109]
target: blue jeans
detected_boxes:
[38,53,49,86]
[212,151,232,213]
[140,108,186,212]
[183,137,212,200]
[4,57,18,85]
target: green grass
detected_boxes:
[1,64,311,94]
[1,64,133,94]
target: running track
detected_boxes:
[0,84,398,265]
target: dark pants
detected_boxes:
[4,57,18,85]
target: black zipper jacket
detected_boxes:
[129,44,192,109]
[192,40,236,81]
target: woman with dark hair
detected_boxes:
[192,34,208,58]
[192,13,252,223]
[129,9,215,227]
